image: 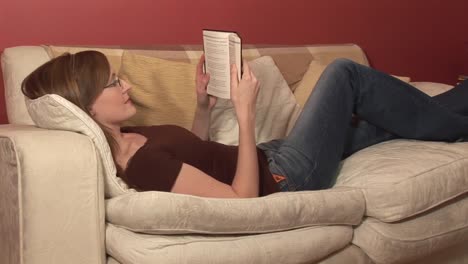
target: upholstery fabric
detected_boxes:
[46,45,124,73]
[107,256,121,264]
[411,81,454,96]
[410,240,468,264]
[293,60,328,109]
[24,94,132,197]
[106,187,365,235]
[3,44,368,126]
[0,125,106,264]
[1,46,50,124]
[106,223,353,264]
[119,52,198,129]
[335,139,468,222]
[353,194,468,264]
[317,245,373,264]
[0,136,20,264]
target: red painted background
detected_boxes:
[1,0,467,124]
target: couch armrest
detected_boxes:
[0,124,105,264]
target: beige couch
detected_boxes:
[1,44,467,264]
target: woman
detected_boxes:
[22,50,468,198]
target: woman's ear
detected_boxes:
[88,107,96,116]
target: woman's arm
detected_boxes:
[229,62,260,198]
[171,163,242,198]
[191,106,211,141]
[172,61,260,198]
[191,54,216,140]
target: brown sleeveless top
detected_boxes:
[121,125,279,196]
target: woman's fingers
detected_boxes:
[196,54,210,95]
[242,59,251,79]
[196,54,205,77]
[231,64,239,89]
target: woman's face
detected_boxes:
[90,70,136,127]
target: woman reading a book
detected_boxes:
[22,51,468,198]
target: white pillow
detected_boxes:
[210,56,301,145]
[25,94,133,198]
[105,187,364,234]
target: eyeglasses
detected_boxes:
[104,77,122,89]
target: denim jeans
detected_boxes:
[257,59,468,192]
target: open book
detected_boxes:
[202,29,242,99]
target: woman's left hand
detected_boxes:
[196,54,217,110]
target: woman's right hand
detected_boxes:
[230,61,260,124]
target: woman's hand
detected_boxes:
[195,54,217,111]
[230,61,260,123]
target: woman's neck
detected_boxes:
[106,123,127,144]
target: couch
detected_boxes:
[1,44,467,264]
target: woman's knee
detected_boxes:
[327,58,357,72]
[319,58,358,85]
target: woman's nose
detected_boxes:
[121,79,132,92]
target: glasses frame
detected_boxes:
[104,77,122,89]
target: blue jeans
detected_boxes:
[257,59,468,192]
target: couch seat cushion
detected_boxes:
[106,223,352,264]
[317,245,373,264]
[335,139,468,222]
[353,194,468,264]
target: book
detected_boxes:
[202,29,242,99]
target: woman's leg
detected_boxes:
[431,79,468,115]
[341,120,397,159]
[342,79,468,158]
[261,59,468,192]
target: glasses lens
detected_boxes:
[104,78,120,89]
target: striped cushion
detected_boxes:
[46,43,369,92]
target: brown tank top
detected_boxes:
[121,125,279,196]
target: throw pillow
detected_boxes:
[25,94,132,198]
[118,51,198,129]
[293,60,328,109]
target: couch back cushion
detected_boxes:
[2,44,369,125]
[2,46,51,125]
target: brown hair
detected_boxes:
[21,50,124,176]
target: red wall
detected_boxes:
[1,0,467,124]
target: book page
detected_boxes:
[203,30,231,99]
